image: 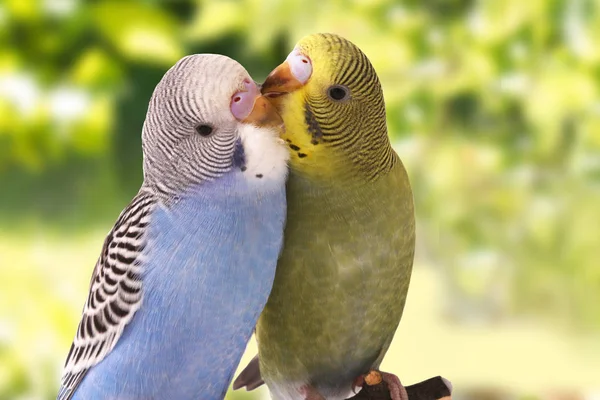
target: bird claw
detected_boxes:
[379,371,409,400]
[299,384,327,400]
[353,370,408,400]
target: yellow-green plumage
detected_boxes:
[254,33,415,400]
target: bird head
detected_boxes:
[261,33,395,181]
[142,54,288,198]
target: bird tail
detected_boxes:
[233,355,265,391]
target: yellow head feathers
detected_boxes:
[262,33,396,181]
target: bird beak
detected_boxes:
[241,94,284,130]
[261,61,305,96]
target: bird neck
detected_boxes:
[285,165,390,220]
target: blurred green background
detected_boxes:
[1,0,599,399]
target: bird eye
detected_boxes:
[195,124,214,136]
[327,85,350,101]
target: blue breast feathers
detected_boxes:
[72,170,286,400]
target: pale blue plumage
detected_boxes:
[57,54,289,400]
[68,172,285,399]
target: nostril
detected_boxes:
[287,50,312,84]
[231,91,255,120]
[231,79,261,120]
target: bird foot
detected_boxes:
[299,384,326,400]
[380,371,409,400]
[354,370,409,400]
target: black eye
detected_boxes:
[195,124,213,136]
[327,85,350,101]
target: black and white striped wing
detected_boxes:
[58,193,155,400]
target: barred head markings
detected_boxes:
[296,33,395,179]
[141,54,253,197]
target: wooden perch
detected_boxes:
[346,372,452,400]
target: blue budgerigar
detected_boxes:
[57,54,289,400]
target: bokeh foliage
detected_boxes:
[1,0,599,398]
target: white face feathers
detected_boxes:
[238,123,289,185]
[141,54,288,197]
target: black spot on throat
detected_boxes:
[297,153,307,158]
[255,174,263,178]
[289,144,301,151]
[304,103,323,144]
[233,139,246,170]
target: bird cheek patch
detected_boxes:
[304,103,324,145]
[232,139,246,171]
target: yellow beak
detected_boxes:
[261,60,305,96]
[241,95,284,129]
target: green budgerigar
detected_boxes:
[234,33,416,400]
